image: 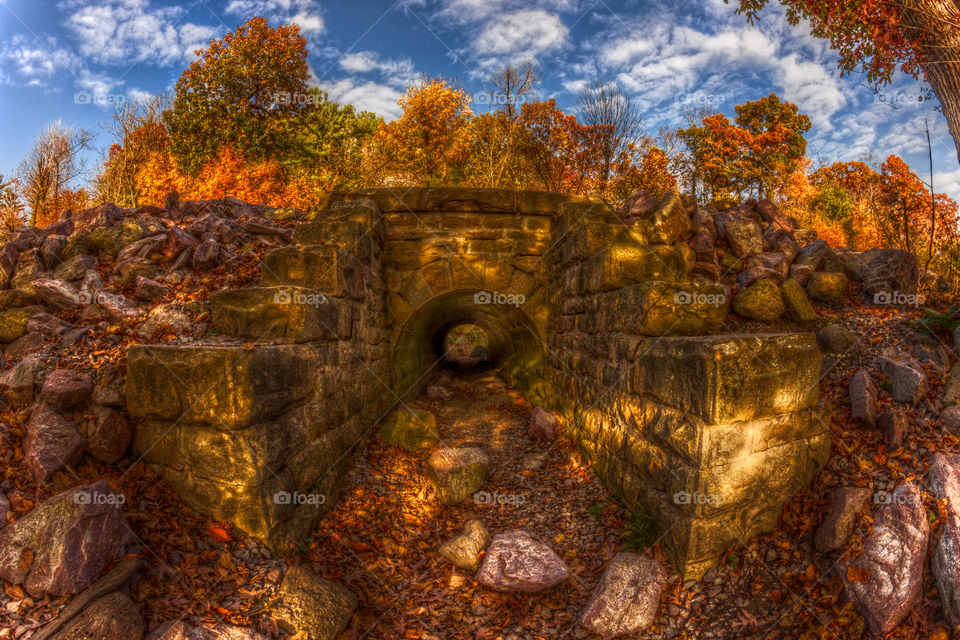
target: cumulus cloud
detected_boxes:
[0,36,79,84]
[319,78,403,119]
[473,10,568,61]
[339,51,417,86]
[224,0,325,35]
[64,0,218,66]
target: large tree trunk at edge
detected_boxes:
[902,0,960,165]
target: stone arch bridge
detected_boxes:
[125,188,829,579]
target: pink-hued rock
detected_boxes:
[0,480,131,597]
[161,227,197,259]
[814,486,872,554]
[849,369,877,428]
[50,590,143,640]
[39,369,94,410]
[86,406,133,463]
[528,407,559,440]
[0,356,37,408]
[842,482,929,636]
[878,409,907,448]
[928,453,960,513]
[24,403,85,483]
[475,531,569,593]
[580,552,666,639]
[943,405,960,434]
[32,277,81,310]
[879,355,928,405]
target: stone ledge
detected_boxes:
[126,344,317,429]
[210,286,352,343]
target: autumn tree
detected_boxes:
[607,145,678,205]
[164,17,310,175]
[95,95,169,206]
[487,61,539,121]
[735,0,960,163]
[734,93,811,197]
[0,174,25,240]
[517,99,603,194]
[17,121,93,226]
[373,78,474,186]
[576,77,646,195]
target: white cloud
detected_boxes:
[339,51,417,87]
[224,0,325,35]
[320,78,402,120]
[473,10,568,60]
[64,0,218,66]
[0,35,78,84]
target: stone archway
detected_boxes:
[391,289,547,399]
[126,187,830,579]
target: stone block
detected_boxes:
[210,287,351,342]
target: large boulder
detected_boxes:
[842,483,928,636]
[426,447,489,505]
[732,278,784,322]
[378,406,438,451]
[858,248,919,298]
[579,552,666,639]
[438,519,490,571]
[813,486,872,553]
[271,567,357,640]
[629,194,691,245]
[476,531,569,593]
[0,355,37,408]
[0,480,131,597]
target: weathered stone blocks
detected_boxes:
[210,287,351,343]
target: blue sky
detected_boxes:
[2,0,959,202]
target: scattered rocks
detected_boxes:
[32,278,81,310]
[438,519,490,571]
[0,480,131,597]
[842,483,928,636]
[0,355,37,407]
[732,278,784,321]
[813,486,872,553]
[579,552,667,639]
[134,276,169,301]
[528,407,559,440]
[476,531,569,593]
[378,406,438,451]
[427,447,489,505]
[848,369,877,428]
[425,384,453,401]
[934,514,960,629]
[271,566,357,640]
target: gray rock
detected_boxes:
[138,304,191,339]
[788,263,814,286]
[842,483,928,636]
[528,407,560,440]
[878,409,907,448]
[53,254,97,282]
[134,276,169,302]
[439,519,490,571]
[942,405,960,434]
[943,363,960,407]
[723,215,762,257]
[579,552,666,639]
[0,356,37,408]
[858,248,919,299]
[39,369,94,410]
[879,355,928,405]
[814,486,872,553]
[849,369,877,428]
[32,278,81,310]
[934,514,960,629]
[476,531,569,593]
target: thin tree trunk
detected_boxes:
[902,0,960,164]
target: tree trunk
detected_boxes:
[902,0,960,164]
